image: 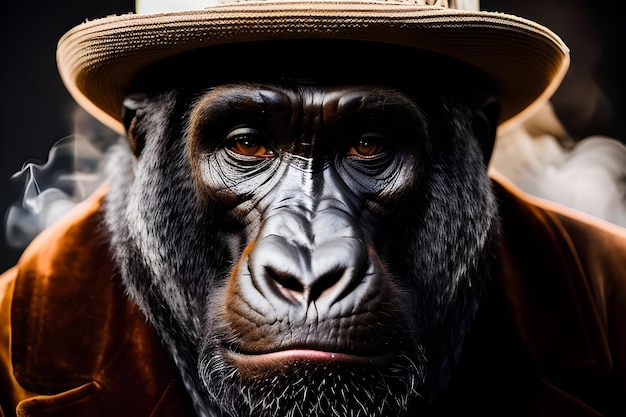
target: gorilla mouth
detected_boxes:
[224,346,394,378]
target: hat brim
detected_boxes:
[57,2,569,134]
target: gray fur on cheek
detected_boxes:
[103,94,233,416]
[401,114,499,399]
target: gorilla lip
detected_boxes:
[225,348,393,378]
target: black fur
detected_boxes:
[105,44,500,416]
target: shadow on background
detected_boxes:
[0,0,623,272]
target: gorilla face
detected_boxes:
[105,44,499,417]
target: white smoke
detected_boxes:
[5,107,123,249]
[490,103,626,228]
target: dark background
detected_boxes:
[1,0,134,272]
[0,0,623,272]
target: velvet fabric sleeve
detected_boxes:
[0,186,194,416]
[493,173,626,416]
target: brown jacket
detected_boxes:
[0,176,625,416]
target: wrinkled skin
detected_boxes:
[105,43,500,417]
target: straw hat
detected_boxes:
[57,0,569,134]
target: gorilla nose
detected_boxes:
[248,234,368,311]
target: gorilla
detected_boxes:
[3,0,625,414]
[105,41,500,416]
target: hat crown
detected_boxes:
[136,0,479,14]
[58,0,567,134]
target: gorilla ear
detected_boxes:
[122,93,149,157]
[471,96,499,163]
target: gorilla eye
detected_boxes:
[346,133,386,157]
[225,127,275,157]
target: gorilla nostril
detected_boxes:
[266,267,306,304]
[309,268,343,302]
[266,265,354,307]
[248,235,369,308]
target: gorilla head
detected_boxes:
[105,40,500,417]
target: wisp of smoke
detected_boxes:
[5,107,122,249]
[491,104,626,228]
